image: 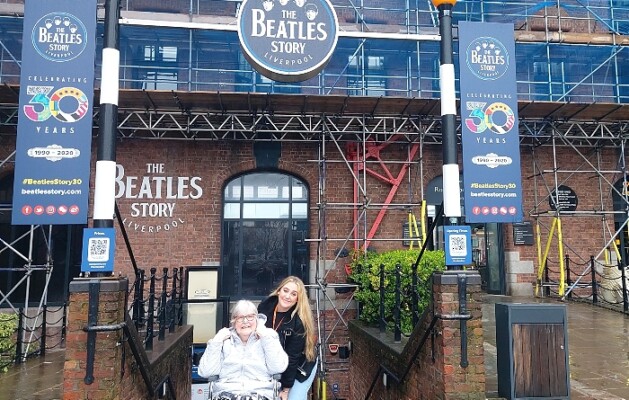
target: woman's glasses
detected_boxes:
[234,314,256,323]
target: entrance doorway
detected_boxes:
[221,172,309,298]
[470,223,505,294]
[430,218,505,294]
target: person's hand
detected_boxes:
[213,327,231,342]
[255,323,271,338]
[279,388,289,400]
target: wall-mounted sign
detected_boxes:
[425,174,464,206]
[512,221,534,246]
[237,0,339,82]
[549,185,578,212]
[402,222,411,246]
[12,0,97,225]
[116,163,203,233]
[186,268,219,300]
[81,228,115,273]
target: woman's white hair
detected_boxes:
[230,299,258,323]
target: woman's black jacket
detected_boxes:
[258,295,306,389]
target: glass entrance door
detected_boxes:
[221,172,309,299]
[242,220,288,296]
[471,223,504,294]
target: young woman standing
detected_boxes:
[258,276,318,400]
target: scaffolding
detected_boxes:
[2,0,629,389]
[3,97,629,326]
[2,94,629,364]
[526,124,629,299]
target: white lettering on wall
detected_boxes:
[115,163,203,233]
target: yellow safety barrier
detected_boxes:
[420,200,427,248]
[407,200,427,249]
[534,216,567,297]
[314,377,327,400]
[407,212,420,249]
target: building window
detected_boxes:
[221,172,309,298]
[142,71,178,90]
[138,45,179,90]
[347,55,386,96]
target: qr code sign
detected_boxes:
[87,237,110,262]
[449,234,467,257]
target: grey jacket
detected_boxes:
[198,327,288,399]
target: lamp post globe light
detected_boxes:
[432,0,461,271]
[432,0,457,6]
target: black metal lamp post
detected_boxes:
[432,0,461,271]
[92,0,121,276]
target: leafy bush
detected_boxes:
[348,248,445,335]
[0,313,18,372]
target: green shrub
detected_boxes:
[348,248,445,335]
[0,313,18,372]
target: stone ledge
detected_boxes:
[434,271,482,285]
[349,319,407,356]
[69,277,129,293]
[147,325,194,365]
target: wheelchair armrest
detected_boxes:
[207,375,219,382]
[272,373,282,380]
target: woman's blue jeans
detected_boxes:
[287,358,318,400]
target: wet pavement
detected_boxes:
[0,349,64,400]
[484,295,629,400]
[1,295,628,399]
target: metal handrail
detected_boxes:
[82,315,178,399]
[363,202,475,398]
[363,307,472,399]
[363,312,438,399]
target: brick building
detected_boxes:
[1,1,629,397]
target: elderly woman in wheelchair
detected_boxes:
[198,300,289,400]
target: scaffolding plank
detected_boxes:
[1,85,629,122]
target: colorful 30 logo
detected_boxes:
[23,86,89,123]
[465,102,515,134]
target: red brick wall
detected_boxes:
[110,140,441,274]
[349,273,485,400]
[514,145,620,289]
[317,307,356,399]
[4,134,617,289]
[64,280,128,399]
[63,278,192,400]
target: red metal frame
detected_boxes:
[346,135,420,251]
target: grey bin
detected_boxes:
[495,303,570,400]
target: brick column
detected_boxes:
[432,271,485,399]
[63,278,127,400]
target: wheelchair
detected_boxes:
[207,374,282,400]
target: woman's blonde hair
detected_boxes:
[272,276,317,361]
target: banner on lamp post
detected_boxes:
[459,21,523,223]
[12,0,97,225]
